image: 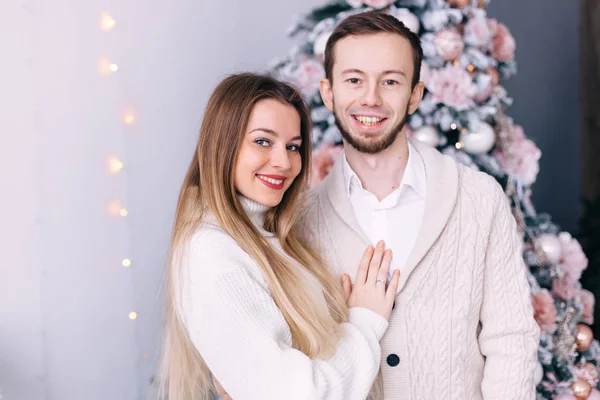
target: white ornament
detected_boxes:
[460,122,496,155]
[412,125,440,147]
[534,362,544,384]
[537,234,563,265]
[313,31,332,56]
[392,8,420,34]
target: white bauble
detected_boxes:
[392,8,420,34]
[537,234,563,265]
[460,122,496,154]
[412,125,440,147]
[313,31,332,56]
[534,362,543,384]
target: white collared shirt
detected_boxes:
[343,142,427,278]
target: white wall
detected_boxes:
[0,0,325,399]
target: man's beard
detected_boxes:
[332,103,409,154]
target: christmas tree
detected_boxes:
[268,1,598,398]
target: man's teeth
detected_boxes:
[258,175,283,185]
[355,116,383,126]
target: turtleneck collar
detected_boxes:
[238,196,274,236]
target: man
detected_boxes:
[214,11,540,400]
[299,11,540,400]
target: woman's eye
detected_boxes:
[254,138,270,147]
[287,144,301,152]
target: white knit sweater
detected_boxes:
[175,197,389,400]
[298,139,541,400]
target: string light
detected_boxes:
[107,200,122,216]
[450,123,458,130]
[101,11,138,358]
[467,64,475,72]
[455,142,464,149]
[123,110,135,125]
[98,57,118,76]
[100,12,116,32]
[108,156,123,174]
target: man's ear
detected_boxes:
[319,78,334,112]
[408,81,425,115]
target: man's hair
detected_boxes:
[324,11,424,89]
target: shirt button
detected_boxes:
[387,354,400,367]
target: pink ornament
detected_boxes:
[464,14,493,49]
[494,125,541,186]
[491,22,516,62]
[434,28,464,61]
[588,389,600,400]
[293,59,325,98]
[553,278,577,301]
[558,232,588,283]
[532,289,558,334]
[311,144,343,185]
[425,64,477,111]
[578,289,595,325]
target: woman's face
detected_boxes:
[234,99,303,207]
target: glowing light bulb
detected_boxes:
[98,58,118,76]
[107,200,121,216]
[100,12,116,31]
[129,312,137,320]
[108,156,123,174]
[123,110,135,125]
[122,259,131,267]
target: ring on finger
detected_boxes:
[376,278,386,284]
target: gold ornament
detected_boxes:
[486,67,500,86]
[575,324,594,351]
[448,0,469,7]
[571,378,592,399]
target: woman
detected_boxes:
[157,73,400,400]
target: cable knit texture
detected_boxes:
[175,197,389,400]
[297,139,541,400]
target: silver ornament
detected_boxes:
[460,122,496,155]
[412,125,440,147]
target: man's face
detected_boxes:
[320,33,424,154]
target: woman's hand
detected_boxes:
[342,240,400,320]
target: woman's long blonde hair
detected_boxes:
[157,73,348,400]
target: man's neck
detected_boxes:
[344,135,409,201]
